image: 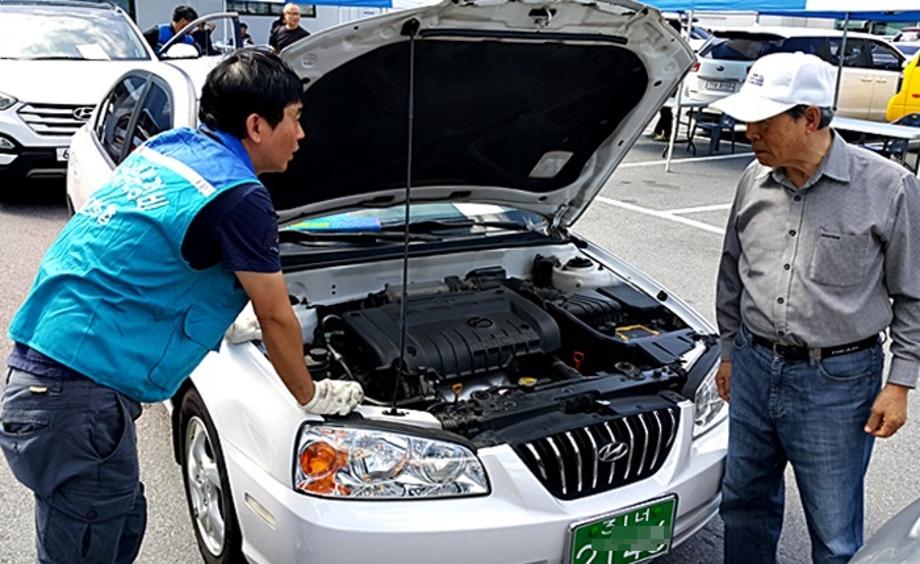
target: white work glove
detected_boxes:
[301,379,364,415]
[225,302,262,344]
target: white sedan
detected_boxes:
[66,1,727,563]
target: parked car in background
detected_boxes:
[663,13,712,52]
[0,0,156,183]
[66,11,240,212]
[893,27,920,43]
[686,27,905,121]
[893,42,920,57]
[67,2,729,563]
[850,497,920,563]
[887,51,920,122]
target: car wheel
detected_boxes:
[179,388,245,563]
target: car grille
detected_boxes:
[513,407,679,500]
[18,103,94,137]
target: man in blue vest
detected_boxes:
[0,49,363,562]
[143,5,198,54]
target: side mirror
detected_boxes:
[163,43,199,59]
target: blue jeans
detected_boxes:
[0,369,147,563]
[720,326,882,564]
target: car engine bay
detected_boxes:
[288,253,719,444]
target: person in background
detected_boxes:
[144,5,198,53]
[192,21,220,56]
[240,22,254,46]
[713,52,918,564]
[269,3,310,53]
[270,13,285,37]
[651,17,684,142]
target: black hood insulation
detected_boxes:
[264,38,648,210]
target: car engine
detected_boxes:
[301,255,714,441]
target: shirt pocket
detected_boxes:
[145,306,235,395]
[808,228,870,287]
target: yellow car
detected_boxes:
[887,51,920,122]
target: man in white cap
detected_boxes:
[712,52,919,563]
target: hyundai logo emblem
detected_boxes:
[596,441,629,463]
[716,65,725,72]
[72,106,94,121]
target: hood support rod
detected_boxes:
[388,19,421,415]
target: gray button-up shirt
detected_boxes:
[717,133,920,388]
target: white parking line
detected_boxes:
[594,196,726,235]
[619,152,753,169]
[666,203,732,215]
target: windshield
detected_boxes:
[0,11,149,61]
[691,26,711,41]
[702,34,783,61]
[285,203,545,233]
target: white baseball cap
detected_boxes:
[709,52,836,123]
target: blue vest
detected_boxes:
[157,23,194,50]
[9,128,258,402]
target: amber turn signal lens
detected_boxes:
[299,441,346,478]
[303,475,352,496]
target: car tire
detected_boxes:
[179,388,246,563]
[65,195,75,217]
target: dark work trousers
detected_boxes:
[721,326,882,564]
[653,107,674,137]
[0,368,146,563]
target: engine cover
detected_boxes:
[341,288,560,380]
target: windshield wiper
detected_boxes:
[380,218,540,234]
[279,229,439,246]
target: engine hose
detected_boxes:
[320,313,344,333]
[551,359,581,380]
[362,396,390,406]
[317,314,359,382]
[325,342,356,381]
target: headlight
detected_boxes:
[294,424,490,500]
[0,91,17,111]
[693,363,727,438]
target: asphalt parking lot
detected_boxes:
[0,135,918,563]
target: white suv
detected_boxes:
[0,0,155,182]
[687,27,905,121]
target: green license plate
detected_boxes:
[568,496,677,564]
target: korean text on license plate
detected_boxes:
[568,496,677,564]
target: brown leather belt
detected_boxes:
[749,333,879,361]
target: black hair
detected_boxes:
[172,5,198,23]
[786,104,834,129]
[199,49,303,139]
[240,22,248,30]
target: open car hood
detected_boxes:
[270,0,693,227]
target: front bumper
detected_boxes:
[224,403,727,564]
[0,146,67,180]
[0,107,74,180]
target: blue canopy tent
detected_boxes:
[647,0,920,170]
[651,0,803,10]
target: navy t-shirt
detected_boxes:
[9,181,281,379]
